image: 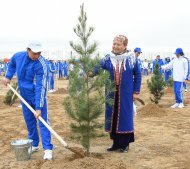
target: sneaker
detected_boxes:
[178,103,184,108]
[171,103,179,108]
[185,89,188,92]
[32,146,39,153]
[43,150,52,160]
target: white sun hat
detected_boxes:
[27,41,43,53]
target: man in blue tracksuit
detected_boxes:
[134,47,143,74]
[153,55,164,74]
[183,56,190,92]
[164,57,172,85]
[57,61,63,79]
[48,60,56,92]
[63,61,68,79]
[162,48,189,108]
[0,62,2,76]
[4,62,8,73]
[2,41,53,160]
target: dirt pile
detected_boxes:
[53,88,67,94]
[138,103,166,117]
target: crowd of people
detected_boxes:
[0,59,70,93]
[46,60,69,92]
[138,53,189,90]
[137,48,190,109]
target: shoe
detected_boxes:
[119,146,129,153]
[43,150,53,160]
[31,146,39,153]
[171,103,179,108]
[178,103,184,108]
[185,89,188,92]
[107,145,118,151]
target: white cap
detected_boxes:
[27,41,43,53]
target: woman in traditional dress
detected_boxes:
[100,35,142,152]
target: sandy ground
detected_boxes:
[0,76,190,169]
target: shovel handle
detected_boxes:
[11,85,18,103]
[7,83,68,147]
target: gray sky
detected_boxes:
[0,0,190,54]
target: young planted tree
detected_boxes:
[147,63,165,104]
[4,83,18,105]
[63,4,113,155]
[167,77,173,87]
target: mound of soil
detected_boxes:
[48,157,129,169]
[164,87,174,95]
[138,103,166,117]
[53,88,67,94]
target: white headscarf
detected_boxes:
[108,51,135,72]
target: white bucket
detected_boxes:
[11,139,33,161]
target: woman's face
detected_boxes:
[112,39,126,54]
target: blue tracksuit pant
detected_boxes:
[63,68,68,78]
[174,81,183,104]
[21,98,53,150]
[183,82,187,90]
[59,70,63,78]
[165,71,171,84]
[144,69,148,76]
[49,73,54,90]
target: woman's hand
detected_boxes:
[133,93,139,101]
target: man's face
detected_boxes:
[112,40,126,54]
[27,48,41,61]
[156,56,160,60]
[135,52,141,57]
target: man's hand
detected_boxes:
[133,93,139,101]
[35,110,41,119]
[185,80,189,83]
[2,77,11,86]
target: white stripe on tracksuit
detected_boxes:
[38,57,47,107]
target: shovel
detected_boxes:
[7,83,85,157]
[10,85,18,106]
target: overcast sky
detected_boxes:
[0,0,190,53]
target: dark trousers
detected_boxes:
[110,89,134,149]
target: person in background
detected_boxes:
[63,60,69,79]
[150,62,153,73]
[0,62,3,76]
[164,57,172,85]
[2,41,53,160]
[4,62,9,73]
[162,48,189,108]
[153,55,164,74]
[183,56,190,92]
[48,59,56,92]
[57,60,63,79]
[134,47,143,74]
[142,59,149,76]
